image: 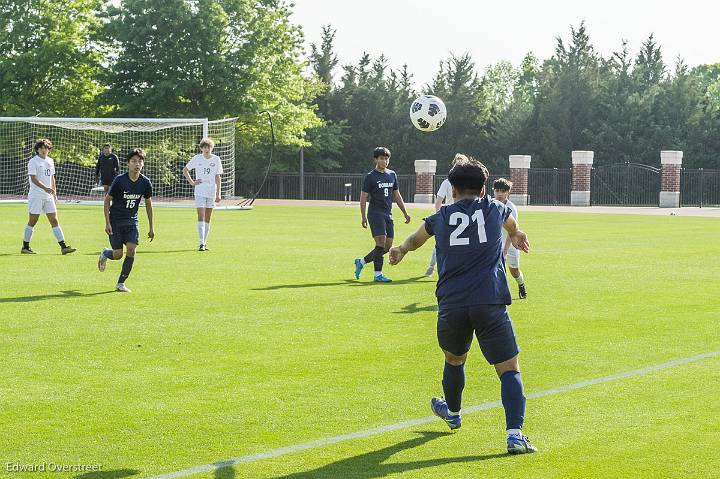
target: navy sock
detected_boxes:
[500,370,526,430]
[442,362,465,414]
[118,255,135,284]
[363,248,376,264]
[372,246,385,273]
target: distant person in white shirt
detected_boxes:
[493,178,527,299]
[424,176,455,276]
[183,137,223,251]
[21,138,76,255]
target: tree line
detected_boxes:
[1,1,718,182]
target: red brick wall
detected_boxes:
[572,164,592,191]
[661,164,681,192]
[510,168,528,195]
[416,172,434,195]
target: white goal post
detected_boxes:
[0,117,237,204]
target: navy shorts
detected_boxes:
[368,213,394,238]
[101,175,116,187]
[109,223,139,250]
[437,304,520,364]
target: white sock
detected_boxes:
[514,272,525,286]
[203,221,211,243]
[374,271,382,277]
[449,410,460,417]
[23,225,34,242]
[197,221,205,244]
[52,226,65,242]
[507,428,522,437]
[359,258,366,265]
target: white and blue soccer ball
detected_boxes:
[409,95,447,132]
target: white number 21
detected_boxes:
[449,211,487,246]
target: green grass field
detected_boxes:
[1,203,719,479]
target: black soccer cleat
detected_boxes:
[518,283,527,299]
[61,245,76,255]
[21,246,36,254]
[199,244,206,251]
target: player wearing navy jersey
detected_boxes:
[97,148,155,293]
[493,178,527,299]
[354,147,411,282]
[182,137,223,251]
[95,143,120,193]
[389,155,537,454]
[21,138,76,255]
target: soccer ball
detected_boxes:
[409,95,447,132]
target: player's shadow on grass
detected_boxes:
[253,276,428,291]
[218,431,507,479]
[81,249,195,256]
[394,302,438,314]
[0,289,115,303]
[74,469,140,479]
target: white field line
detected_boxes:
[146,350,720,479]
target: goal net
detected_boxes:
[0,117,236,203]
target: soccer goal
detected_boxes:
[0,117,238,206]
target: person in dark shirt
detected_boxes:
[389,154,537,454]
[97,148,154,293]
[95,143,121,193]
[353,147,411,282]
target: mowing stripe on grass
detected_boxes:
[147,350,720,479]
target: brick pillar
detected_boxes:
[509,155,530,205]
[414,159,436,203]
[660,150,682,207]
[571,151,594,206]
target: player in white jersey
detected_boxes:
[425,155,466,276]
[493,178,527,299]
[183,137,223,251]
[21,139,76,255]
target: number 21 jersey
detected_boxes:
[424,196,512,309]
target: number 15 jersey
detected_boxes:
[108,173,153,226]
[424,196,512,309]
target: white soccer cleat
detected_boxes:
[98,249,109,272]
[116,283,131,293]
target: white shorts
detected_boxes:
[28,196,57,215]
[195,196,215,208]
[505,246,520,269]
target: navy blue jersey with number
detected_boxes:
[424,196,512,309]
[362,169,398,214]
[108,173,153,226]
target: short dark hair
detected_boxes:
[34,138,53,152]
[373,146,391,159]
[448,154,489,195]
[127,148,146,161]
[102,143,112,148]
[492,178,513,192]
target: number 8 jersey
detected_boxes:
[108,173,153,226]
[424,196,512,309]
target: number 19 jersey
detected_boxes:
[424,196,512,309]
[186,154,223,198]
[108,173,153,226]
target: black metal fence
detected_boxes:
[591,163,661,206]
[236,166,719,207]
[680,168,720,206]
[237,172,416,202]
[528,168,572,205]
